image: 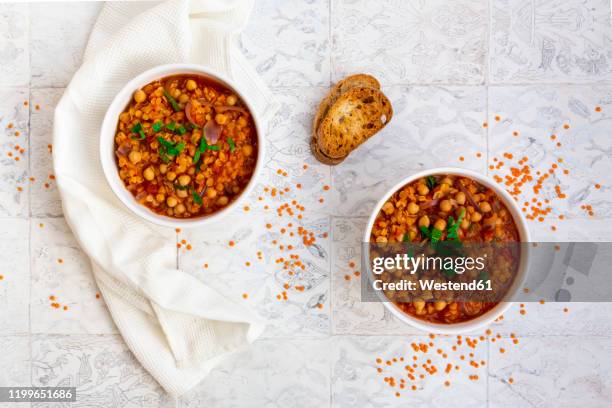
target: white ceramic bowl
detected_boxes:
[363,167,531,334]
[100,64,264,228]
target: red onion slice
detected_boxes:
[185,101,198,127]
[457,181,480,209]
[419,199,440,209]
[203,120,222,144]
[116,144,130,156]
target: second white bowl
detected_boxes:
[363,167,531,334]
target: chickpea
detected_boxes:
[215,113,228,125]
[413,300,425,314]
[128,150,141,164]
[417,184,429,196]
[156,193,165,202]
[133,89,146,103]
[460,219,470,229]
[382,201,395,215]
[177,189,188,198]
[174,204,186,214]
[166,196,178,208]
[480,201,492,213]
[471,212,482,222]
[143,166,155,181]
[237,117,247,128]
[439,199,452,212]
[376,236,388,243]
[179,94,189,104]
[166,171,177,181]
[186,79,197,91]
[206,188,217,199]
[440,177,453,186]
[434,218,447,231]
[226,95,237,106]
[159,164,168,174]
[171,88,181,99]
[242,145,253,156]
[178,174,191,186]
[418,215,430,228]
[409,229,417,240]
[434,301,447,311]
[407,202,419,215]
[455,191,466,205]
[217,196,229,206]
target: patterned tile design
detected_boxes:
[332,0,488,85]
[31,334,172,407]
[0,87,29,217]
[490,0,612,83]
[182,338,331,408]
[242,0,331,87]
[488,336,612,408]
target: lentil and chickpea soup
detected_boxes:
[370,174,520,324]
[114,75,257,218]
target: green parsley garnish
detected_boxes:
[159,149,171,163]
[157,137,184,161]
[168,142,185,156]
[443,267,457,278]
[419,226,431,239]
[446,208,466,242]
[163,90,181,112]
[192,189,203,205]
[129,122,146,140]
[193,136,208,165]
[152,121,163,132]
[165,121,176,131]
[208,144,220,151]
[419,225,442,245]
[157,136,175,149]
[426,176,437,190]
[131,123,142,133]
[430,228,442,244]
[176,126,187,135]
[227,137,236,152]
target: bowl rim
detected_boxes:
[99,63,264,229]
[363,167,531,334]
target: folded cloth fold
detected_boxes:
[53,0,278,396]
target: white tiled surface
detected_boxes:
[0,2,611,407]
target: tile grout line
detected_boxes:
[486,328,491,408]
[485,0,492,405]
[328,0,333,87]
[268,81,612,91]
[485,0,491,181]
[26,1,33,388]
[328,1,334,406]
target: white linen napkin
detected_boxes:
[53,0,278,396]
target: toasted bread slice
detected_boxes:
[316,87,393,159]
[312,74,381,134]
[310,137,345,165]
